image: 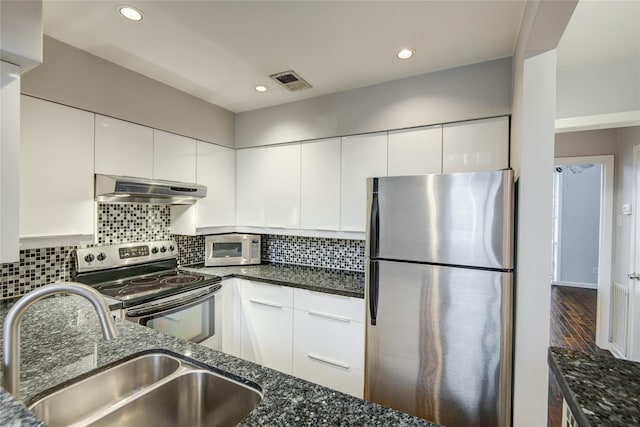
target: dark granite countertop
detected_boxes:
[0,294,436,426]
[181,262,365,299]
[548,347,640,426]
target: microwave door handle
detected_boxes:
[127,286,220,318]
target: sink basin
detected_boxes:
[28,351,262,427]
[89,371,263,427]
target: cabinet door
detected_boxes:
[236,147,267,227]
[442,116,509,173]
[196,141,236,227]
[301,138,341,231]
[265,144,301,229]
[20,96,94,237]
[220,279,241,357]
[95,115,153,178]
[388,125,442,175]
[153,129,196,183]
[1,62,20,262]
[239,281,293,374]
[292,289,365,397]
[340,133,387,232]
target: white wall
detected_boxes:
[22,36,235,148]
[614,127,640,287]
[235,58,512,147]
[510,1,577,425]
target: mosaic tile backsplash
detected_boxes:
[0,247,76,300]
[97,203,171,244]
[262,234,365,272]
[0,203,364,299]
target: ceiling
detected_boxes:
[557,0,640,69]
[42,1,526,113]
[41,1,639,115]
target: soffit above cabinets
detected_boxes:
[42,1,526,113]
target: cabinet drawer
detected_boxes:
[294,288,364,322]
[239,280,294,308]
[293,351,363,398]
[293,310,364,368]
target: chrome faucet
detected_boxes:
[2,282,118,398]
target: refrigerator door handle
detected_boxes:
[369,260,379,325]
[369,191,379,257]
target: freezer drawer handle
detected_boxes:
[308,310,351,323]
[249,298,283,309]
[369,261,379,326]
[307,353,350,370]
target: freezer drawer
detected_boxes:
[365,260,512,427]
[368,170,513,269]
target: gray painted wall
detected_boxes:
[557,57,640,119]
[22,36,235,148]
[557,163,601,285]
[555,128,617,157]
[235,57,512,148]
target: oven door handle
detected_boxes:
[126,285,221,318]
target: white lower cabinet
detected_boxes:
[239,280,294,374]
[292,288,365,397]
[229,280,365,396]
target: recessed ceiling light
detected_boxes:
[119,6,144,21]
[396,48,415,60]
[255,85,268,92]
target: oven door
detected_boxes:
[124,286,222,350]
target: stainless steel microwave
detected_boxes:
[205,234,261,267]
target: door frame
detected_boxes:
[554,155,614,349]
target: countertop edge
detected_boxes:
[548,348,593,427]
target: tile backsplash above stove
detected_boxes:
[0,203,365,299]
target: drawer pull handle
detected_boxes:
[249,299,283,309]
[307,353,350,370]
[308,310,351,323]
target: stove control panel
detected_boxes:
[76,240,178,273]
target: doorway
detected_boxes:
[552,155,614,350]
[552,162,602,288]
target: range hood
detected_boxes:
[95,174,207,205]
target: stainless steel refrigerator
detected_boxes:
[365,170,513,427]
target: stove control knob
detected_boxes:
[169,245,175,252]
[96,252,107,261]
[151,247,159,254]
[84,254,95,263]
[160,246,167,253]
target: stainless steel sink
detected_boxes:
[28,351,262,427]
[89,371,263,427]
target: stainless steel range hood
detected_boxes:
[95,174,206,205]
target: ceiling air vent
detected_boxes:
[269,70,312,91]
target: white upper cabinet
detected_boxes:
[196,141,236,227]
[20,96,94,238]
[442,116,509,173]
[300,138,341,231]
[236,147,267,227]
[265,144,301,229]
[95,115,153,178]
[340,133,387,232]
[388,125,443,176]
[153,129,196,183]
[1,62,20,262]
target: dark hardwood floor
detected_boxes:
[547,285,611,427]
